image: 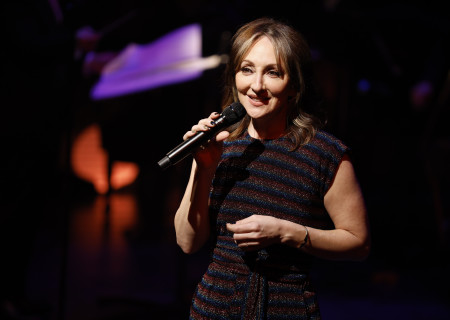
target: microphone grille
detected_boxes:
[222,102,246,124]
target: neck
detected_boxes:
[248,120,286,140]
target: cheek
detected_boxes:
[270,82,293,100]
[235,74,247,92]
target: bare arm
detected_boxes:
[174,112,230,254]
[174,160,215,254]
[227,154,371,261]
[301,154,370,260]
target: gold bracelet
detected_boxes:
[298,225,309,249]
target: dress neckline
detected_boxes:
[244,130,288,144]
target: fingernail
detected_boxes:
[210,120,216,125]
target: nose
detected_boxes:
[251,73,264,93]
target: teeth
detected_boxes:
[250,96,266,101]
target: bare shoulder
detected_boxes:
[324,153,367,224]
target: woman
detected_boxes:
[174,17,370,319]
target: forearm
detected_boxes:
[279,219,370,261]
[174,161,215,254]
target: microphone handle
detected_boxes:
[157,129,214,170]
[157,103,244,170]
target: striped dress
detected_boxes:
[189,130,348,320]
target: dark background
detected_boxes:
[1,0,449,319]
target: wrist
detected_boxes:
[193,159,217,178]
[279,220,309,249]
[297,225,309,249]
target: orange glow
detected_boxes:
[71,123,139,194]
[110,161,140,190]
[68,193,139,283]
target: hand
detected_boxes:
[183,112,230,169]
[226,215,282,251]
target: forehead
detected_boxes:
[243,36,277,62]
[242,36,288,73]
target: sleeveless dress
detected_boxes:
[189,130,348,320]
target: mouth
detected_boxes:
[247,95,269,106]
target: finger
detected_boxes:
[193,117,217,132]
[227,223,247,233]
[235,216,253,224]
[233,233,255,242]
[191,123,209,133]
[235,240,259,251]
[183,131,194,141]
[226,219,255,233]
[216,131,230,142]
[182,111,220,141]
[200,117,219,130]
[184,124,209,141]
[210,111,220,119]
[199,112,221,130]
[226,223,238,232]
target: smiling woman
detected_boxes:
[235,36,295,138]
[225,18,321,148]
[173,17,370,320]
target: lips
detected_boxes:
[247,95,269,106]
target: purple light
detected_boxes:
[91,24,205,100]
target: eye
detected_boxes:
[267,70,281,77]
[240,66,253,74]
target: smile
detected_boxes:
[248,95,269,105]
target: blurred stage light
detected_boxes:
[91,23,226,100]
[71,123,139,194]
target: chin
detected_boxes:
[244,107,268,119]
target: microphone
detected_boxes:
[158,102,246,170]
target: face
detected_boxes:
[235,36,295,134]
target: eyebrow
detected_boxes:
[241,59,279,69]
